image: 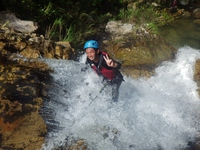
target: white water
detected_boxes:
[41,46,200,150]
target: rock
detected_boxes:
[193,19,200,25]
[105,21,136,37]
[194,59,200,95]
[0,11,38,33]
[0,58,51,149]
[54,41,76,59]
[179,0,189,6]
[0,99,46,150]
[0,32,76,60]
[193,8,200,19]
[0,12,76,60]
[103,20,177,78]
[181,10,192,18]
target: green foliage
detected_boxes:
[117,3,174,33]
[118,8,135,22]
[1,0,125,49]
[45,17,65,40]
[0,0,175,48]
[146,22,159,34]
[63,13,97,46]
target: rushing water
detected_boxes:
[41,46,200,150]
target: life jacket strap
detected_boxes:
[98,54,104,69]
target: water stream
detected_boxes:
[41,46,200,150]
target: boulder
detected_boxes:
[193,8,200,19]
[102,20,177,78]
[0,11,38,33]
[0,58,51,149]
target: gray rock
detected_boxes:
[0,11,38,33]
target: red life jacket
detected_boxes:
[172,0,177,6]
[90,52,116,80]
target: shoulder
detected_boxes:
[101,51,108,56]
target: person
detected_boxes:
[172,0,178,6]
[83,40,124,102]
[171,0,178,13]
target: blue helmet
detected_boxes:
[84,40,99,49]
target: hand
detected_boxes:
[103,54,116,67]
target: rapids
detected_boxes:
[41,46,200,150]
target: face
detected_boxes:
[85,48,99,62]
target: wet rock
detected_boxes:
[0,12,76,60]
[102,20,177,78]
[54,41,76,59]
[181,10,192,17]
[0,33,76,59]
[194,59,200,95]
[0,99,46,150]
[193,19,200,25]
[0,12,76,149]
[68,140,88,150]
[193,8,200,19]
[0,58,51,149]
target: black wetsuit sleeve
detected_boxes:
[114,61,121,70]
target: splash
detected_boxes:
[41,46,200,150]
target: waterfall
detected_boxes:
[41,46,200,150]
